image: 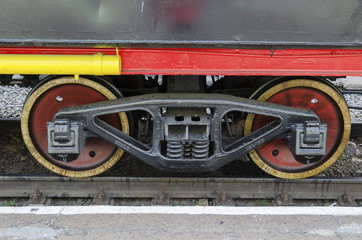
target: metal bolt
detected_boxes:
[311,98,318,104]
[272,150,279,156]
[89,151,96,158]
[56,96,63,102]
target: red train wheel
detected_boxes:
[244,79,350,179]
[21,76,129,178]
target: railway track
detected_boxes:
[0,176,361,206]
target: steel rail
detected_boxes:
[0,176,360,202]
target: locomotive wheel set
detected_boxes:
[21,76,130,177]
[18,73,350,179]
[0,1,361,179]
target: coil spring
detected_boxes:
[192,141,209,159]
[184,143,192,158]
[167,141,184,159]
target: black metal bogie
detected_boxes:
[47,93,327,172]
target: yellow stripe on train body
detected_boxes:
[0,54,121,75]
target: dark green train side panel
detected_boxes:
[0,0,361,48]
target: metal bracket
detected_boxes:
[291,121,327,156]
[47,119,85,159]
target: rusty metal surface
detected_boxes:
[0,176,361,200]
[0,0,361,48]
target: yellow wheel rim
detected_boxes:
[244,79,350,179]
[21,76,129,178]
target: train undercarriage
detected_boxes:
[2,0,362,179]
[9,67,350,179]
[1,46,360,180]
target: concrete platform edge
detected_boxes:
[0,206,361,216]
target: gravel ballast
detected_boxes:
[0,85,31,119]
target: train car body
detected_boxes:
[0,0,361,179]
[1,0,362,48]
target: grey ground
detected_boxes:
[0,213,361,240]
